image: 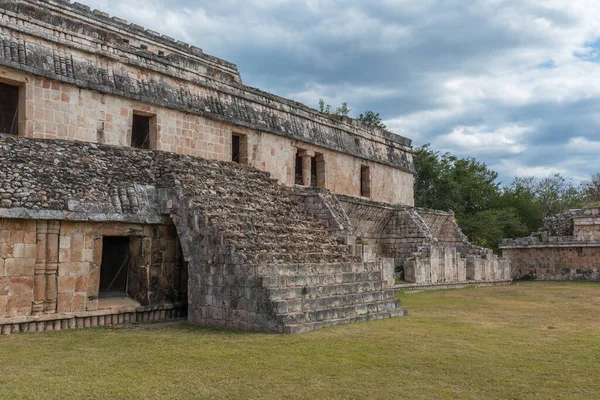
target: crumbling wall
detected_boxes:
[337,196,511,284]
[502,244,600,281]
[501,208,600,280]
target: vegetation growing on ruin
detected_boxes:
[1,282,599,399]
[318,99,386,129]
[413,145,593,250]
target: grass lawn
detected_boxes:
[2,282,600,399]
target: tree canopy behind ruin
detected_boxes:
[413,145,588,250]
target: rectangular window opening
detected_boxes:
[295,151,303,185]
[99,237,131,298]
[232,135,240,163]
[131,114,150,149]
[0,82,19,136]
[360,165,371,198]
[231,133,248,164]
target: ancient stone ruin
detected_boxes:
[501,208,600,281]
[0,0,510,335]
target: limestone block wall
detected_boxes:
[0,64,414,205]
[501,208,600,280]
[502,244,600,281]
[379,208,433,262]
[0,218,185,319]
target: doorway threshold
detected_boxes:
[98,296,141,311]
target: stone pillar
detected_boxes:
[32,220,47,315]
[298,149,315,187]
[316,154,327,189]
[44,221,60,314]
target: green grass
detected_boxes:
[2,282,600,399]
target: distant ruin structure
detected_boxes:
[0,0,509,335]
[501,208,600,281]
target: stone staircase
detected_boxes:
[174,162,406,332]
[261,262,404,333]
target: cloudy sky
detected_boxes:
[79,0,600,184]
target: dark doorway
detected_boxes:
[310,157,317,187]
[295,152,303,185]
[131,114,150,149]
[231,133,248,164]
[0,82,19,136]
[232,134,240,163]
[99,237,131,297]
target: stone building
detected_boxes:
[0,0,509,335]
[501,208,600,281]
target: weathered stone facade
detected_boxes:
[0,0,414,205]
[0,134,406,333]
[0,0,509,335]
[501,208,600,281]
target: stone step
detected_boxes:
[244,251,358,264]
[272,289,396,314]
[262,271,384,289]
[277,298,402,326]
[268,281,389,301]
[257,262,380,277]
[283,306,407,334]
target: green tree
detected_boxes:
[358,111,386,129]
[580,173,600,206]
[413,145,587,251]
[318,99,350,120]
[496,177,544,234]
[413,145,499,218]
[459,208,529,252]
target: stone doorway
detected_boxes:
[99,236,131,298]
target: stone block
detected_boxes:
[9,277,34,296]
[75,276,88,292]
[57,293,73,313]
[6,294,33,317]
[0,278,8,296]
[58,276,77,293]
[72,293,87,312]
[59,236,71,249]
[0,243,14,258]
[0,295,6,318]
[59,262,80,276]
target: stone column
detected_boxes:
[316,154,327,189]
[32,220,47,315]
[44,221,60,314]
[298,149,315,187]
